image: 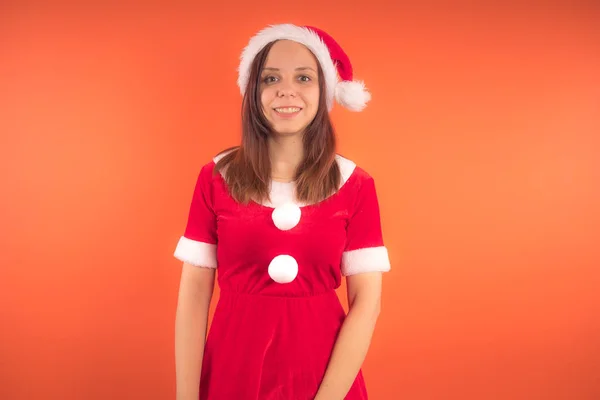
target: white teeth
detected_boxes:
[275,107,301,113]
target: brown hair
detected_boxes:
[215,40,341,205]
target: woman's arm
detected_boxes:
[314,272,383,400]
[174,262,216,400]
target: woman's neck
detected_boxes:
[268,134,303,182]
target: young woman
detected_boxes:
[174,24,391,400]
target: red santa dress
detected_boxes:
[174,152,391,400]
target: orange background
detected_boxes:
[1,2,599,400]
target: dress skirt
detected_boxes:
[198,290,369,400]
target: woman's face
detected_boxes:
[260,40,320,137]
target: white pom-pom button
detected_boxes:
[271,202,301,230]
[268,255,298,284]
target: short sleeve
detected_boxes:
[173,164,218,268]
[341,176,391,276]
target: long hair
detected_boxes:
[215,40,340,205]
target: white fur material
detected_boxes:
[237,24,338,111]
[335,80,372,112]
[268,181,299,208]
[268,254,299,283]
[263,154,356,208]
[272,202,301,230]
[336,154,356,186]
[174,236,218,268]
[341,246,391,276]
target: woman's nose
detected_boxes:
[277,90,295,98]
[277,80,296,97]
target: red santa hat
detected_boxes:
[237,24,371,112]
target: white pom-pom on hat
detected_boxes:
[237,23,371,112]
[335,80,371,112]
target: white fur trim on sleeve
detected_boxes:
[341,246,390,276]
[174,236,217,268]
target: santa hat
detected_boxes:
[237,24,371,112]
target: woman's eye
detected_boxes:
[299,75,311,82]
[263,76,277,83]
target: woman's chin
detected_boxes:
[271,124,307,137]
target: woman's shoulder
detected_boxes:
[335,154,376,190]
[212,146,238,165]
[194,147,238,181]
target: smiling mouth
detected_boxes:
[274,107,302,114]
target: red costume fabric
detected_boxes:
[174,153,391,399]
